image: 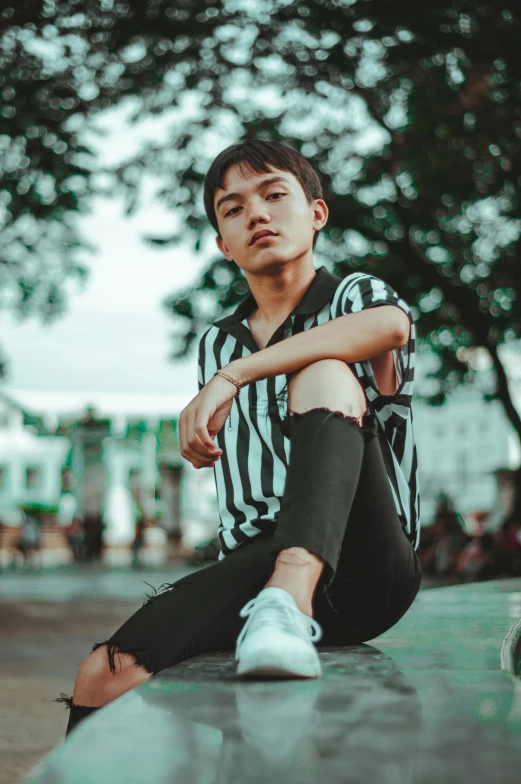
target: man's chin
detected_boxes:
[239,249,309,273]
[238,256,294,275]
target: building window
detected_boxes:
[0,466,6,489]
[26,467,40,490]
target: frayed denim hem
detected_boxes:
[142,580,179,607]
[91,640,154,676]
[279,407,379,444]
[54,693,74,710]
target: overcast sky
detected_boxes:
[0,101,208,399]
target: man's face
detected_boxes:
[213,164,328,272]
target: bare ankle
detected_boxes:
[275,546,319,565]
[264,547,324,616]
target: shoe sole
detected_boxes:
[237,651,322,679]
[238,665,322,680]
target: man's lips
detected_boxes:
[250,231,277,245]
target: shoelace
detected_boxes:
[235,594,323,658]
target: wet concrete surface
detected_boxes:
[0,563,195,601]
[0,565,193,784]
[11,576,521,784]
[0,599,137,784]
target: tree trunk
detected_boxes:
[487,343,521,447]
[390,231,521,449]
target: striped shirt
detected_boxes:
[197,265,420,559]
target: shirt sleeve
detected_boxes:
[335,272,413,330]
[333,273,415,400]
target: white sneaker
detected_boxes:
[235,586,323,679]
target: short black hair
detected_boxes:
[203,140,324,249]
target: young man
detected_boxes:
[55,140,421,736]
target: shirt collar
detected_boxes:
[213,265,341,331]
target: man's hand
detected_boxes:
[179,374,238,469]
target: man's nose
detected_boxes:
[247,199,271,227]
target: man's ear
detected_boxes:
[312,199,328,232]
[216,234,232,260]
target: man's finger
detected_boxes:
[195,460,217,470]
[186,441,220,465]
[194,417,221,453]
[188,430,221,458]
[184,414,220,463]
[185,447,217,469]
[180,406,222,468]
[183,408,208,454]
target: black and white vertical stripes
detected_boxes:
[197,266,420,559]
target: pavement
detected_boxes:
[0,562,196,601]
[7,573,521,784]
[0,563,195,784]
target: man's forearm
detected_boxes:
[225,305,410,387]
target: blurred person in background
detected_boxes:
[495,518,521,577]
[131,502,146,570]
[188,535,221,566]
[419,495,469,579]
[83,513,105,564]
[456,533,499,582]
[11,507,42,571]
[58,491,84,563]
[65,515,85,563]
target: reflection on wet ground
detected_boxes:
[30,646,423,784]
[23,578,521,784]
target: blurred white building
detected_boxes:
[413,391,520,526]
[1,384,520,544]
[0,389,218,549]
[0,393,66,520]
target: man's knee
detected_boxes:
[74,645,147,696]
[288,359,368,419]
[75,646,113,686]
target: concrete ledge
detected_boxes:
[23,578,521,784]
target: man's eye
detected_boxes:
[224,193,284,217]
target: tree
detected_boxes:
[0,3,99,377]
[1,1,521,452]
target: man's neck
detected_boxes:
[245,259,317,326]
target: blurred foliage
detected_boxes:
[19,502,59,519]
[1,1,521,440]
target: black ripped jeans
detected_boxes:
[55,407,421,726]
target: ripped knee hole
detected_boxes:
[288,406,365,428]
[91,640,153,676]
